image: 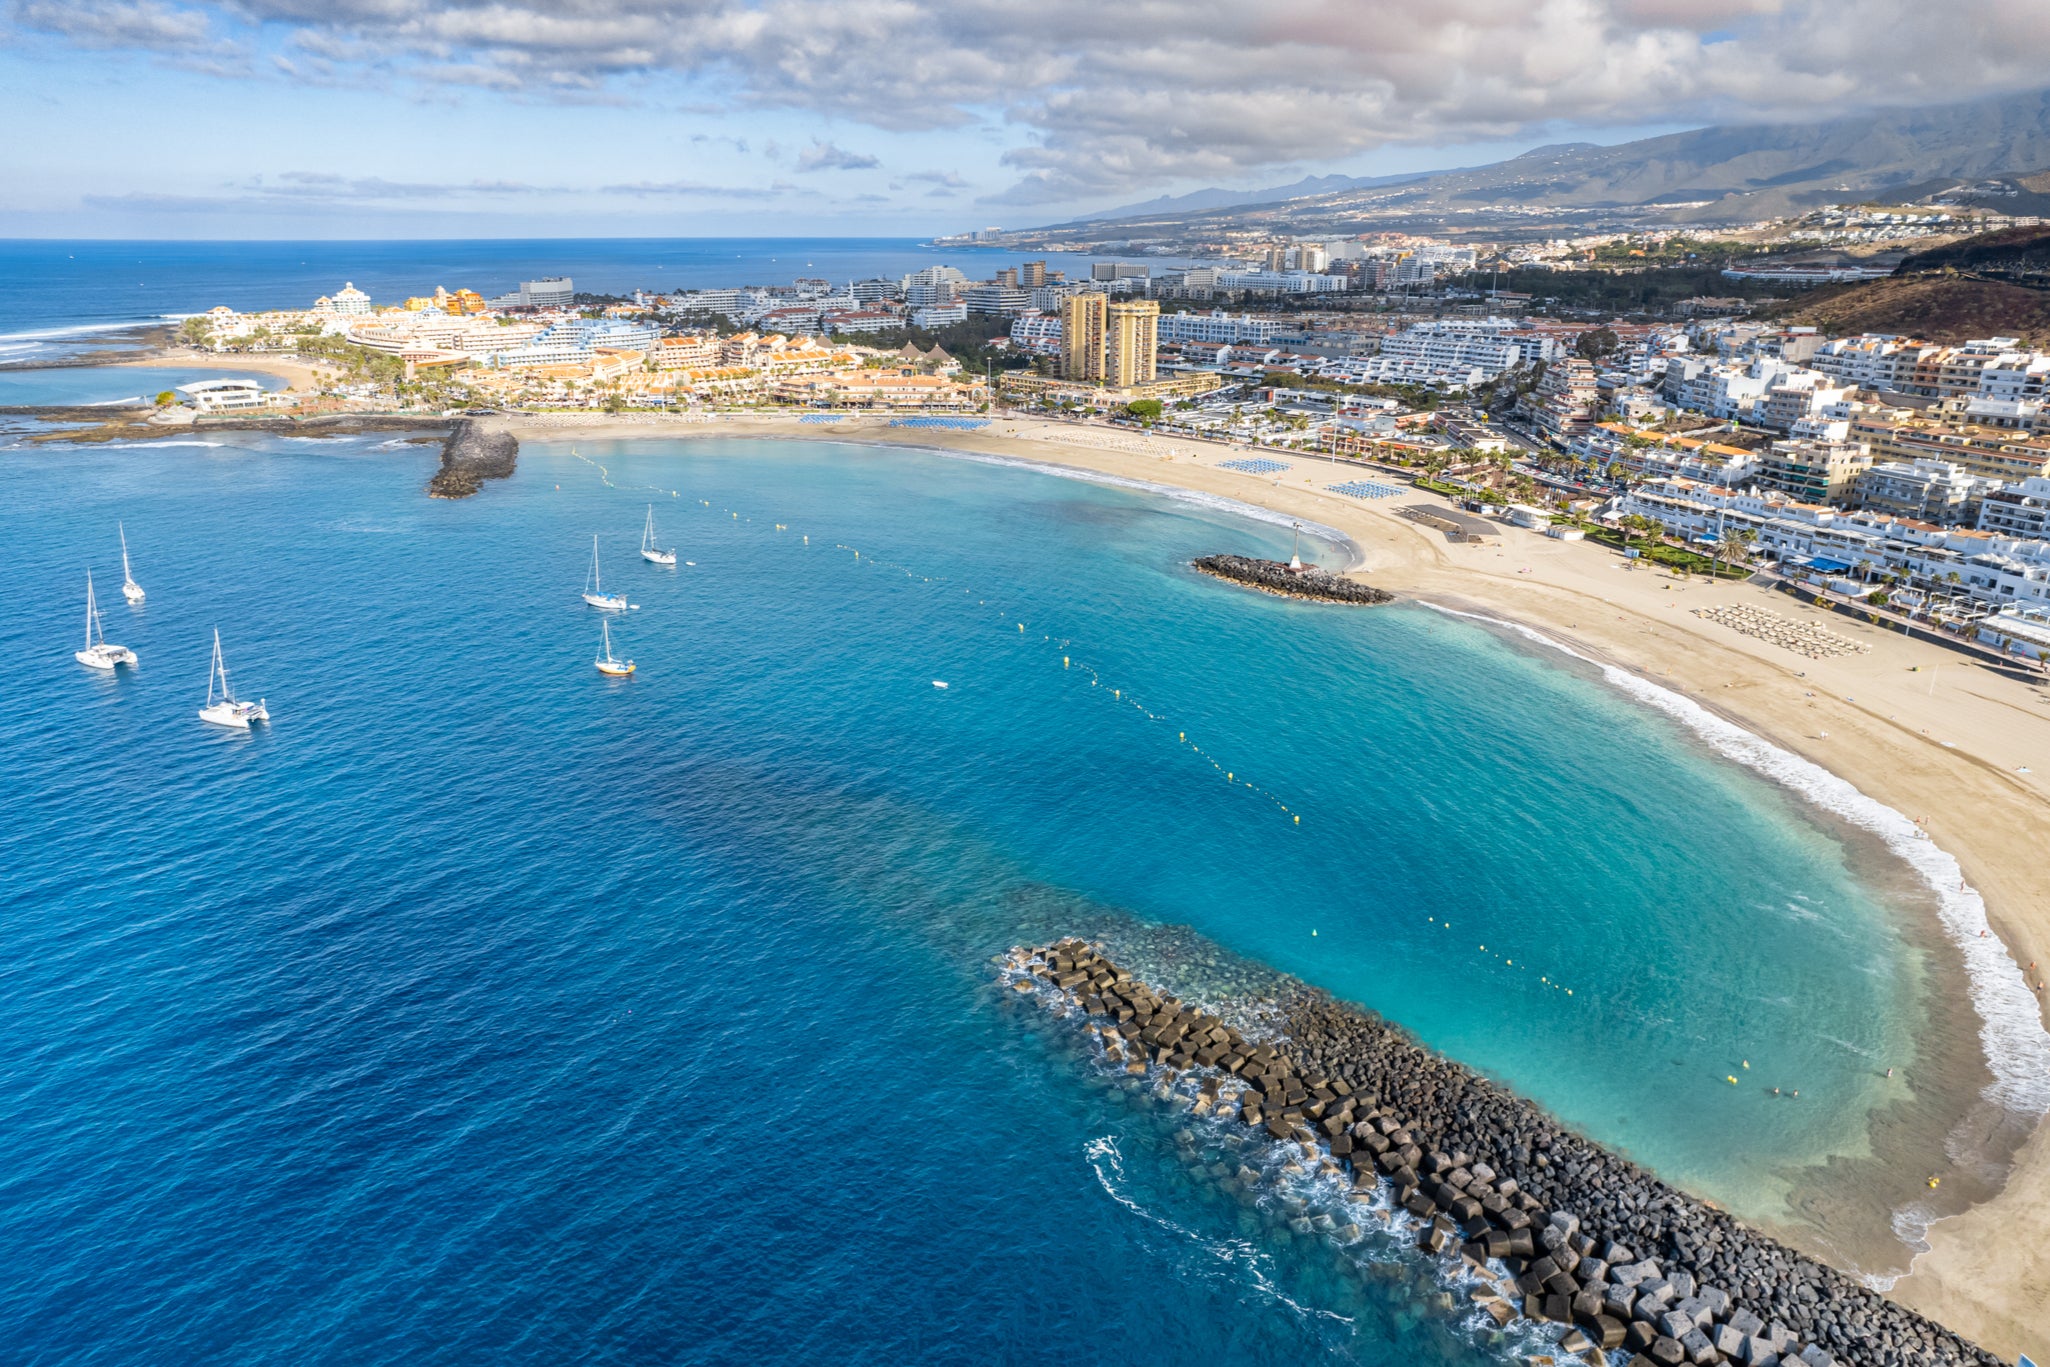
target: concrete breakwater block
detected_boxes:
[1006,938,1996,1367]
[427,419,518,499]
[1191,554,1394,605]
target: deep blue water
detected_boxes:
[0,436,1941,1364]
[0,238,1101,349]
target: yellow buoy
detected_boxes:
[1293,815,1300,825]
[1927,1177,1940,1188]
[1727,1076,1738,1085]
[1017,623,1024,632]
[1227,772,1233,781]
[1741,1060,1750,1069]
[1064,657,1070,668]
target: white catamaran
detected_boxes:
[594,618,636,676]
[119,524,145,603]
[75,572,138,670]
[198,629,269,729]
[582,535,628,611]
[640,505,677,565]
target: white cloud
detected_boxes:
[795,140,881,172]
[16,0,2050,206]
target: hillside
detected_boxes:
[1021,86,2050,243]
[1895,224,2050,283]
[1778,275,2050,344]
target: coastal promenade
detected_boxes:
[482,408,2050,1358]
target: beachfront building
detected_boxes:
[1978,476,2050,540]
[1852,459,1997,526]
[999,370,1219,409]
[312,282,372,316]
[1613,477,2050,608]
[1106,300,1160,388]
[177,379,275,412]
[773,368,986,410]
[1749,439,1874,504]
[1060,292,1107,382]
[649,336,722,370]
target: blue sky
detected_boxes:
[2,0,2046,238]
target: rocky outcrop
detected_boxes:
[1193,554,1393,605]
[427,420,518,499]
[1007,938,1996,1367]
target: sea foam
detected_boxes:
[1422,601,2050,1120]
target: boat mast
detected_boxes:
[85,572,98,648]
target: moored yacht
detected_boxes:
[582,535,628,611]
[75,572,138,670]
[198,629,269,729]
[640,505,677,565]
[119,524,145,603]
[595,618,635,676]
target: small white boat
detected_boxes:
[595,618,635,676]
[932,680,949,689]
[582,535,627,611]
[75,571,138,670]
[119,523,145,604]
[640,505,677,565]
[198,629,268,729]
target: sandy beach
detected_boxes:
[491,409,2050,1357]
[120,347,329,394]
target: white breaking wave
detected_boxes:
[0,320,162,343]
[1084,1136,1354,1327]
[1421,600,2050,1120]
[92,440,226,448]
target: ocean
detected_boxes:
[0,238,1105,362]
[0,431,2009,1363]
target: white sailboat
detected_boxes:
[594,618,636,676]
[119,524,145,603]
[75,572,138,670]
[582,535,628,611]
[198,629,268,729]
[640,505,677,565]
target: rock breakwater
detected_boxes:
[428,420,518,499]
[1193,554,1393,605]
[1006,938,1995,1367]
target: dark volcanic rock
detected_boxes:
[1006,937,2002,1367]
[428,420,518,499]
[1193,554,1393,605]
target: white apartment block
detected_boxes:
[1157,311,1283,346]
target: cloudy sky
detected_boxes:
[3,0,2047,237]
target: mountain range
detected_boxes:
[1044,87,2050,237]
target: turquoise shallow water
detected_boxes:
[0,433,1941,1362]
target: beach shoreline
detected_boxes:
[487,409,2050,1358]
[31,400,2050,1355]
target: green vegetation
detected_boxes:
[1455,266,1792,314]
[1124,399,1163,420]
[154,391,176,407]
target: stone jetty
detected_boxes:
[1193,554,1394,605]
[1007,938,1996,1367]
[427,420,518,499]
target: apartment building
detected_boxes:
[1852,459,1996,525]
[1978,475,2050,539]
[1060,292,1108,382]
[1848,411,2050,484]
[1751,439,1873,503]
[1106,300,1160,388]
